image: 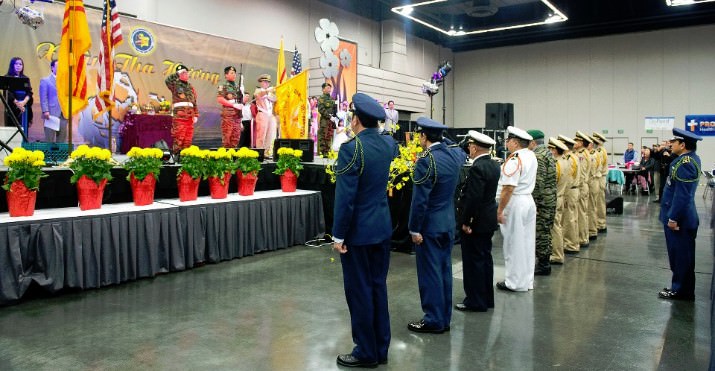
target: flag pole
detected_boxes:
[104,0,113,153]
[67,2,74,150]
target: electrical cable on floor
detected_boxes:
[305,233,333,247]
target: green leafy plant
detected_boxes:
[177,145,208,179]
[67,145,116,184]
[2,147,47,191]
[233,147,262,175]
[123,147,163,181]
[273,147,304,176]
[205,148,236,183]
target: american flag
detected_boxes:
[291,46,302,76]
[94,0,122,116]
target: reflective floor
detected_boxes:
[0,191,712,370]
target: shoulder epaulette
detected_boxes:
[672,155,700,183]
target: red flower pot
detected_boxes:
[77,175,107,211]
[130,173,156,206]
[177,170,200,202]
[237,171,258,196]
[208,172,231,199]
[6,180,37,217]
[280,169,297,192]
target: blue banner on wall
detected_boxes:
[685,115,715,136]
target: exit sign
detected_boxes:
[617,129,624,134]
[602,130,608,134]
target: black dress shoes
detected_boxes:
[407,319,448,334]
[534,267,551,276]
[598,228,607,233]
[589,235,597,241]
[564,250,579,255]
[496,281,516,292]
[658,288,695,301]
[336,354,378,368]
[455,303,487,312]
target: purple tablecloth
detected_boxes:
[120,113,173,153]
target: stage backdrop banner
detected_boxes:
[329,39,357,104]
[275,70,308,139]
[685,115,715,137]
[0,2,284,148]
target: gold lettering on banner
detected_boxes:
[36,42,60,61]
[115,53,156,74]
[163,60,220,85]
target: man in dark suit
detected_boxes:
[332,93,398,368]
[658,128,702,301]
[406,117,467,334]
[455,131,500,312]
[39,59,67,142]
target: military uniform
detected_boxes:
[333,93,398,367]
[588,144,600,239]
[165,65,198,153]
[253,74,277,156]
[558,135,581,254]
[549,138,575,264]
[317,92,337,156]
[456,131,499,311]
[574,132,592,247]
[528,130,557,275]
[497,127,537,292]
[592,132,609,232]
[216,67,242,148]
[658,128,702,301]
[408,117,466,332]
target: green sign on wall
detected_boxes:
[617,129,624,134]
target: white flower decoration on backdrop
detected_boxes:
[339,48,351,68]
[314,18,339,53]
[319,52,339,78]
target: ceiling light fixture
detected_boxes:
[666,0,715,6]
[391,0,568,37]
[401,6,414,15]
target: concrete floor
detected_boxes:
[0,191,712,370]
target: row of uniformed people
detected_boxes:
[548,131,609,263]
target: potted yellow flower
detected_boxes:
[68,144,115,210]
[2,147,47,216]
[122,147,163,206]
[233,147,261,196]
[176,145,207,201]
[206,148,235,199]
[273,147,304,192]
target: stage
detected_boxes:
[0,189,324,305]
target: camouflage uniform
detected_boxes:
[217,80,242,148]
[317,92,337,156]
[165,73,198,153]
[576,147,591,246]
[562,152,580,253]
[550,150,575,263]
[532,144,557,273]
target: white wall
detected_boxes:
[454,24,715,164]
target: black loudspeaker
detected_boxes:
[273,139,314,162]
[485,103,514,130]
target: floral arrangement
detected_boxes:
[67,145,116,184]
[233,147,261,175]
[2,147,47,191]
[273,147,304,176]
[123,147,163,181]
[205,147,236,182]
[324,135,423,193]
[177,145,208,179]
[388,135,423,192]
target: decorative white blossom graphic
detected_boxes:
[319,52,340,78]
[314,18,340,53]
[339,48,351,68]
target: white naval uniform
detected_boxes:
[497,147,538,291]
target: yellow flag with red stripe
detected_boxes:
[276,38,286,85]
[57,0,92,118]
